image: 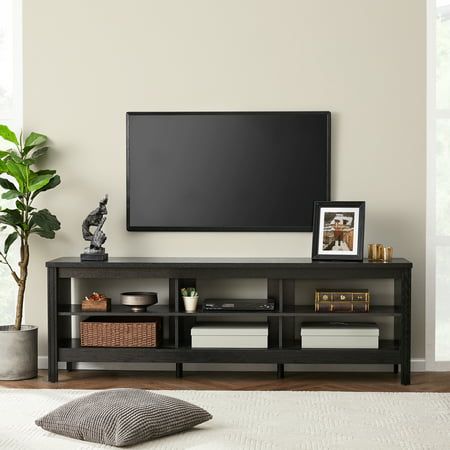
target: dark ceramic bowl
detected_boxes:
[120,292,158,312]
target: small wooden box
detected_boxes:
[81,297,111,312]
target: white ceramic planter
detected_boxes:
[182,296,199,313]
[0,325,38,380]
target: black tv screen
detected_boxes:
[127,112,330,231]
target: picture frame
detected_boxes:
[311,201,365,261]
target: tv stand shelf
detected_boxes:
[46,257,412,384]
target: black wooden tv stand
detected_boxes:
[46,257,412,384]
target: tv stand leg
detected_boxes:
[393,364,398,374]
[277,364,284,379]
[176,363,183,378]
[48,369,58,383]
[401,366,410,385]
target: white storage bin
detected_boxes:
[191,323,268,348]
[301,322,379,349]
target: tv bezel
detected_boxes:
[126,111,331,232]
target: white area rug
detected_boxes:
[0,389,449,449]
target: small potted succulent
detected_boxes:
[0,125,61,380]
[180,288,199,313]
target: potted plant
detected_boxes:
[180,287,199,313]
[0,124,61,380]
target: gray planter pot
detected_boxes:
[0,325,38,380]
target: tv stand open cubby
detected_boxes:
[46,257,412,384]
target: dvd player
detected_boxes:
[203,299,275,311]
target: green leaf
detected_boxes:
[31,174,61,199]
[30,208,60,235]
[24,132,47,149]
[35,169,56,176]
[15,200,25,211]
[1,190,21,200]
[4,231,18,255]
[0,150,11,159]
[32,227,55,239]
[8,152,23,164]
[23,158,36,166]
[15,200,34,212]
[0,177,17,191]
[0,209,23,228]
[5,160,28,191]
[30,146,48,159]
[28,173,52,192]
[0,125,18,146]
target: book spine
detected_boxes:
[314,301,369,313]
[315,291,370,302]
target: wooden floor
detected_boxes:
[1,370,450,392]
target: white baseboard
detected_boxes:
[38,357,427,372]
[411,358,426,371]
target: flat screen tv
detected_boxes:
[127,111,330,231]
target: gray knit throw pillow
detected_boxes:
[35,389,212,447]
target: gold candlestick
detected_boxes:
[368,244,379,260]
[383,246,393,262]
[376,244,384,261]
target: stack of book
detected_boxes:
[315,288,370,313]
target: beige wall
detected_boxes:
[23,0,426,361]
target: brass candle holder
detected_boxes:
[368,244,393,262]
[383,246,393,262]
[377,244,385,261]
[368,243,384,261]
[368,244,379,261]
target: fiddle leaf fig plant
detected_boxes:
[0,124,61,330]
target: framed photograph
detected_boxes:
[311,201,365,261]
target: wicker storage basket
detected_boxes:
[80,317,161,347]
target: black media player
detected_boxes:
[202,299,275,312]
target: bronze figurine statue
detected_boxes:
[80,195,109,261]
